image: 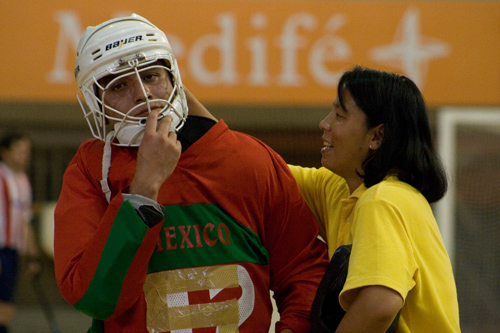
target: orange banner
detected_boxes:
[0,0,498,106]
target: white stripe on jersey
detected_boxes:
[0,162,32,250]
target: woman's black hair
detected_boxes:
[337,66,447,203]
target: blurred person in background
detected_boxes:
[0,132,41,333]
[289,66,460,332]
[54,14,328,333]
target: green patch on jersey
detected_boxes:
[147,204,269,272]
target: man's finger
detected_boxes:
[144,110,159,134]
[157,114,173,133]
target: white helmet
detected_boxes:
[75,13,188,146]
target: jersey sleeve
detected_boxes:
[266,158,329,332]
[54,144,162,320]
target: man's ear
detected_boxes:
[370,124,384,150]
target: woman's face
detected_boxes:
[99,63,174,127]
[320,89,375,183]
[1,138,31,172]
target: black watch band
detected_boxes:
[137,204,164,228]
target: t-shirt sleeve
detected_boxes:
[339,197,417,310]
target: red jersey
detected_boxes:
[54,120,328,332]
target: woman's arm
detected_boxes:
[337,285,403,333]
[184,88,218,122]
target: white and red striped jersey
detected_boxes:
[0,162,32,251]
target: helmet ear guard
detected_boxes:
[75,13,188,147]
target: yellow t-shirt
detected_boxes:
[289,165,460,332]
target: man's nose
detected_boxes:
[132,79,152,103]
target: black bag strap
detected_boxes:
[310,244,352,332]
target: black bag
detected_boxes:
[310,244,400,332]
[310,244,352,332]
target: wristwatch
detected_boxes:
[137,204,164,227]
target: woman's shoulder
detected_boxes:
[363,176,426,204]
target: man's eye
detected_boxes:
[111,82,126,91]
[143,73,158,82]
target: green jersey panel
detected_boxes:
[148,204,269,272]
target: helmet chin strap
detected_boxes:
[101,128,140,203]
[101,131,114,203]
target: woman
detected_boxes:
[289,66,460,332]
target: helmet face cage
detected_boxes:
[75,14,188,146]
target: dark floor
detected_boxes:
[10,257,90,333]
[11,305,90,333]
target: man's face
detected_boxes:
[98,62,174,128]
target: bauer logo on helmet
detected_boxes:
[105,35,143,51]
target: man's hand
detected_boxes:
[129,111,181,201]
